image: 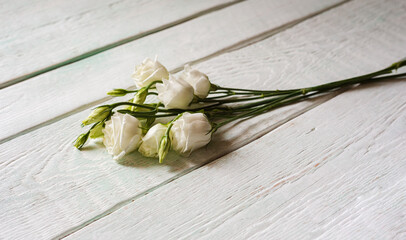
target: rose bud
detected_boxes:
[102,113,142,160]
[138,123,167,158]
[132,57,169,88]
[170,112,212,155]
[156,75,194,109]
[179,64,211,99]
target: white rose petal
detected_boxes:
[138,124,167,158]
[156,75,194,109]
[170,112,212,155]
[132,57,169,88]
[179,64,211,99]
[102,113,142,160]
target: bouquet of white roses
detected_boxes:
[75,57,406,163]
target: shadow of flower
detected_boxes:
[116,151,190,173]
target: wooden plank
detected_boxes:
[66,76,406,240]
[1,0,406,238]
[0,0,237,88]
[0,0,345,142]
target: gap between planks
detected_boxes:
[0,0,350,145]
[175,0,351,72]
[0,0,244,90]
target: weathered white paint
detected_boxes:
[0,0,344,141]
[68,77,406,240]
[0,0,236,87]
[1,0,405,239]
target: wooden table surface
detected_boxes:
[1,0,405,239]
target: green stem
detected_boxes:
[370,72,406,80]
[303,68,397,93]
[201,94,270,103]
[208,91,263,96]
[211,69,406,131]
[117,110,178,118]
[158,102,223,112]
[214,86,295,95]
[110,102,156,110]
[145,80,163,90]
[211,91,318,132]
[214,58,406,94]
[232,91,302,110]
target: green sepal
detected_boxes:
[82,106,111,126]
[73,132,90,149]
[89,122,104,139]
[158,135,171,163]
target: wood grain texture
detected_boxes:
[0,0,344,142]
[0,0,236,87]
[1,0,406,239]
[67,77,406,240]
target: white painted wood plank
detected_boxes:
[67,75,406,240]
[0,0,344,142]
[1,0,405,239]
[0,0,236,87]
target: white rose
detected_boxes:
[179,64,211,99]
[156,75,194,109]
[102,113,142,160]
[170,112,212,155]
[138,123,167,158]
[132,57,169,88]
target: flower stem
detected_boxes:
[213,58,406,94]
[214,85,294,95]
[211,91,318,132]
[117,110,178,118]
[211,67,406,131]
[110,102,156,110]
